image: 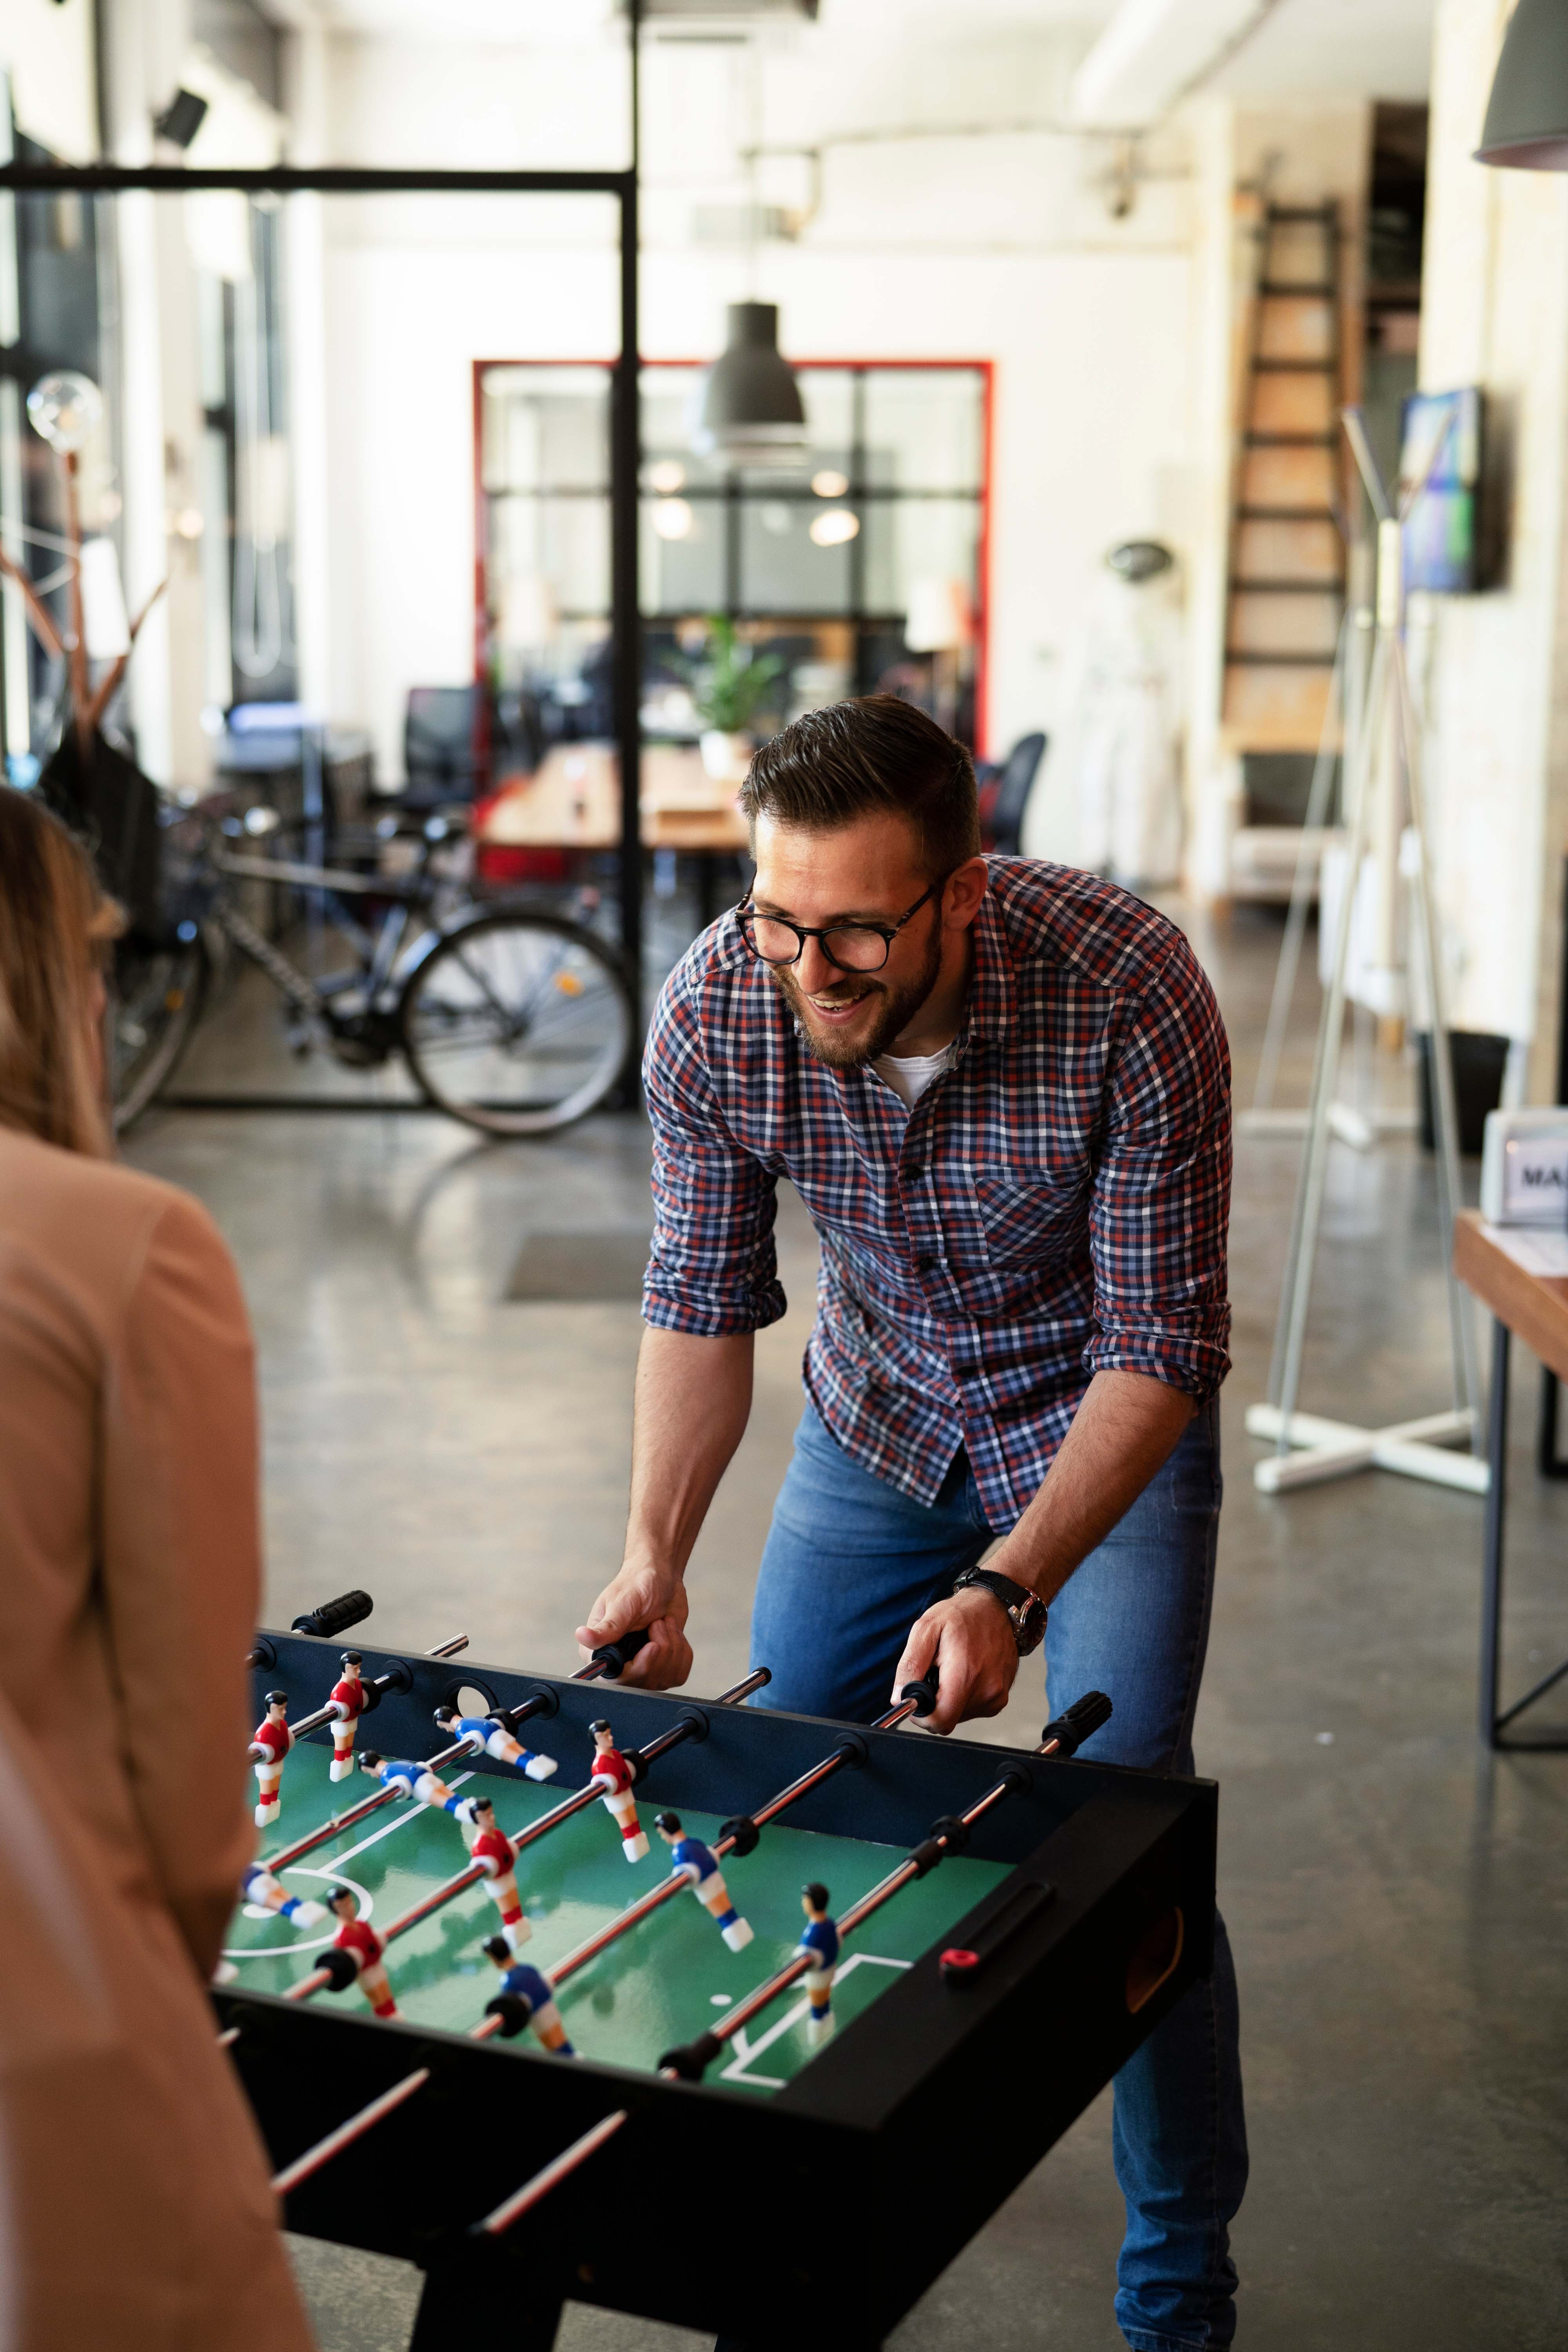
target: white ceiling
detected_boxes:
[289,0,1438,104]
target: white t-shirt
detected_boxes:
[872,1042,955,1111]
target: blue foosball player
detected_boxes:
[356,1749,464,1812]
[433,1704,558,1781]
[481,1936,577,2055]
[797,1882,839,2047]
[653,1811,753,1952]
[240,1860,326,1928]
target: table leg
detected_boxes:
[1537,1367,1568,1477]
[1479,1318,1510,1749]
[410,2255,562,2349]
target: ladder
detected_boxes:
[1223,201,1346,752]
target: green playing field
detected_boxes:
[228,1742,1013,2094]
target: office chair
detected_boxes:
[404,685,485,805]
[980,731,1047,856]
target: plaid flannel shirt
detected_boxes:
[642,857,1232,1530]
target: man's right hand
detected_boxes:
[575,1560,693,1690]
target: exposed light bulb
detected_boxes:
[811,469,849,499]
[646,459,686,493]
[809,508,859,548]
[653,497,695,541]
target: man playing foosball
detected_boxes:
[577,695,1247,2352]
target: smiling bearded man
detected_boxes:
[575,692,1247,2352]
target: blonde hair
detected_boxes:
[0,787,124,1157]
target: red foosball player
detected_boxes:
[455,1795,531,1951]
[588,1717,649,1862]
[323,1884,397,2018]
[248,1690,292,1829]
[327,1650,368,1782]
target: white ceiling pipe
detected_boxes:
[1071,0,1282,129]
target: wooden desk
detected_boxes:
[477,743,751,855]
[1453,1209,1568,1749]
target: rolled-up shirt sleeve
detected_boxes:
[1083,932,1232,1400]
[642,974,786,1336]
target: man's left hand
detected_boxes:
[891,1588,1019,1735]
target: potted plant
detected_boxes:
[690,615,784,780]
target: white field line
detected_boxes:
[718,1953,910,2089]
[221,1772,476,1962]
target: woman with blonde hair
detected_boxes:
[0,787,314,2350]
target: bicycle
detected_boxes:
[111,800,635,1138]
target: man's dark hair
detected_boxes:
[740,695,980,880]
[803,1881,829,1912]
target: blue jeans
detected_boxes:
[750,1402,1247,2352]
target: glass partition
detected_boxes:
[479,356,991,761]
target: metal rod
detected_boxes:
[543,1697,918,1992]
[473,2110,630,2238]
[272,2068,434,2197]
[469,1708,1102,2236]
[282,1669,770,2003]
[260,1653,611,1874]
[683,1726,1063,2062]
[267,1686,903,2194]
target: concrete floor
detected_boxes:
[126,898,1568,2351]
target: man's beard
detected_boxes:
[769,920,944,1071]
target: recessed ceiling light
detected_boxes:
[809,508,858,547]
[811,468,849,498]
[646,458,686,493]
[653,497,695,541]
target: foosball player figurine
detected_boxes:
[653,1811,753,1952]
[481,1936,577,2056]
[248,1691,292,1828]
[356,1749,464,1813]
[323,1885,397,2018]
[588,1718,649,1862]
[454,1795,530,1949]
[327,1650,368,1781]
[241,1859,326,1927]
[433,1702,558,1782]
[796,1881,839,2046]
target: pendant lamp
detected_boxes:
[692,302,808,467]
[1475,0,1568,169]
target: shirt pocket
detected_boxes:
[963,1163,1086,1269]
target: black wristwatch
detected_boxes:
[951,1566,1047,1656]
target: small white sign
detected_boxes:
[1502,1134,1568,1222]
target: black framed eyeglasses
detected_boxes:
[737,878,944,974]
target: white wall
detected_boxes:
[307,20,1197,809]
[1414,0,1568,1085]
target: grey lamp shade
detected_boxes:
[1476,0,1568,168]
[692,302,808,464]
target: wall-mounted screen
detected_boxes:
[1398,387,1482,593]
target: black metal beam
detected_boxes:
[0,165,634,196]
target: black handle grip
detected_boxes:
[292,1590,374,1640]
[591,1626,651,1679]
[1040,1689,1112,1757]
[901,1667,941,1718]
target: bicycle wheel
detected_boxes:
[398,908,633,1136]
[111,935,206,1132]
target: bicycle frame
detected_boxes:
[209,838,446,1052]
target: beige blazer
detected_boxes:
[0,1127,313,2351]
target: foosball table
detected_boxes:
[220,1594,1216,2350]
